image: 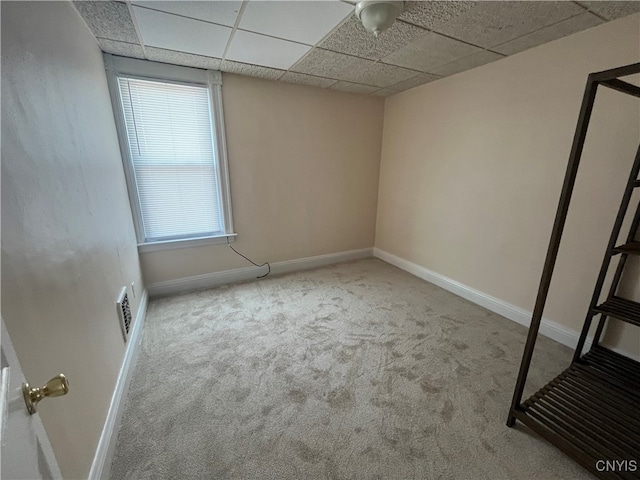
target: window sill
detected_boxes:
[138,233,237,253]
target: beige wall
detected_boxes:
[376,14,640,358]
[141,74,384,285]
[1,2,144,478]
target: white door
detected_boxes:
[1,318,62,479]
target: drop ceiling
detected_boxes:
[73,1,640,96]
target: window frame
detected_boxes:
[104,54,235,253]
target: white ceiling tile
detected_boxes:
[220,60,285,80]
[97,39,145,59]
[359,62,420,88]
[320,17,428,61]
[577,1,640,21]
[225,30,311,70]
[132,1,241,27]
[371,88,400,97]
[389,73,440,92]
[433,1,584,48]
[382,32,481,73]
[493,12,603,56]
[329,81,379,94]
[430,50,504,77]
[291,48,418,87]
[239,0,353,45]
[73,1,139,43]
[399,1,477,30]
[280,72,338,88]
[132,6,232,58]
[291,48,375,80]
[146,47,221,70]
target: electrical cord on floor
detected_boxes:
[227,237,271,278]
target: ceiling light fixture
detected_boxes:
[355,1,404,38]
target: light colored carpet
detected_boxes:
[111,258,592,479]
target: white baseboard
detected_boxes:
[148,248,374,297]
[89,289,149,480]
[373,248,593,351]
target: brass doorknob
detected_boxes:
[23,374,69,414]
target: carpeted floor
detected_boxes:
[111,258,592,479]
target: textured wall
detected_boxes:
[376,14,640,358]
[1,2,144,477]
[140,74,384,285]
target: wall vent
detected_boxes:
[116,287,132,342]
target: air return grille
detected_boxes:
[116,287,132,342]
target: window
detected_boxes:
[104,55,234,252]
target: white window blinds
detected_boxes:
[117,77,223,242]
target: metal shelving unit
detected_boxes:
[507,62,640,480]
